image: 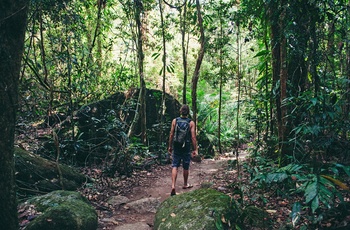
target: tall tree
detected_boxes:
[267,0,282,149]
[235,20,242,159]
[191,0,205,125]
[128,0,147,144]
[278,1,287,163]
[0,0,29,229]
[180,0,189,104]
[164,0,189,104]
[218,7,224,155]
[345,0,350,140]
[158,0,167,144]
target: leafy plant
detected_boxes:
[250,160,350,228]
[214,188,269,230]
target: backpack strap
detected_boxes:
[175,117,191,130]
[176,117,190,125]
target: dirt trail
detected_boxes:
[97,156,241,230]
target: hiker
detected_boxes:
[168,104,198,196]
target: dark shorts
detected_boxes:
[172,148,191,170]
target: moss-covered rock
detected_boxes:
[14,147,90,196]
[154,188,234,230]
[20,190,97,230]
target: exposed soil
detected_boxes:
[86,154,244,230]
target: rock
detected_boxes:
[107,195,130,207]
[191,154,202,163]
[114,222,151,230]
[217,186,227,191]
[200,182,213,188]
[126,197,161,213]
[154,188,233,230]
[14,147,90,196]
[18,190,97,230]
[76,89,181,147]
[101,217,119,225]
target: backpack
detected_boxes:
[173,117,191,148]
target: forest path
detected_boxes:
[97,152,247,230]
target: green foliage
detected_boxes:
[21,0,137,119]
[251,162,301,194]
[41,102,166,176]
[17,0,350,223]
[285,87,348,162]
[214,188,269,230]
[250,158,350,227]
[196,87,255,154]
[238,0,350,163]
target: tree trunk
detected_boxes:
[39,8,48,83]
[327,20,335,87]
[128,0,147,144]
[278,2,288,165]
[268,0,287,161]
[218,24,223,155]
[191,0,205,125]
[268,0,281,146]
[181,0,188,104]
[159,0,166,145]
[310,14,319,95]
[263,20,270,141]
[88,0,103,64]
[344,0,350,140]
[0,1,29,229]
[236,21,241,159]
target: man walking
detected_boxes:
[168,104,198,196]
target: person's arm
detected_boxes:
[190,120,198,156]
[168,119,176,154]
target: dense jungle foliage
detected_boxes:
[1,0,350,229]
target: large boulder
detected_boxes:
[18,190,97,230]
[49,89,179,165]
[154,188,233,230]
[76,88,181,144]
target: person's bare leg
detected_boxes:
[183,169,189,187]
[171,167,178,195]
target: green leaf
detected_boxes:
[166,65,174,73]
[335,164,350,177]
[310,98,317,106]
[255,73,268,84]
[266,173,288,183]
[151,52,160,60]
[311,196,319,213]
[253,49,269,58]
[305,181,317,204]
[318,186,333,209]
[292,125,303,135]
[291,202,301,227]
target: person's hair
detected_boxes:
[180,104,190,116]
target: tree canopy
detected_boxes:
[1,0,349,229]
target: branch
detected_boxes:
[22,56,50,90]
[163,0,186,9]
